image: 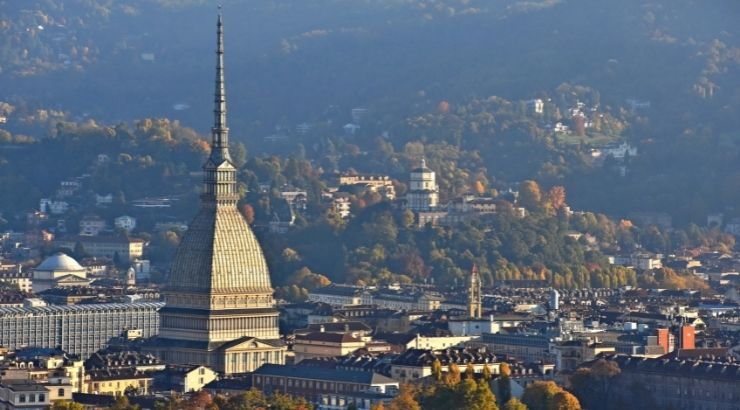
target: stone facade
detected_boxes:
[143,12,285,374]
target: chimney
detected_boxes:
[680,325,695,350]
[656,328,669,354]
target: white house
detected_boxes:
[114,215,137,232]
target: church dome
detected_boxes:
[166,206,273,294]
[36,252,85,272]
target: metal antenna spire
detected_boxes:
[211,5,231,163]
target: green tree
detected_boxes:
[108,395,140,410]
[51,402,85,410]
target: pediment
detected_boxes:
[221,337,281,352]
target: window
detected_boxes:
[39,394,45,402]
[19,394,26,403]
[58,388,65,397]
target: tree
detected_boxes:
[389,384,420,410]
[521,381,560,410]
[503,398,528,410]
[547,391,581,410]
[370,402,386,410]
[482,364,492,381]
[240,204,255,224]
[546,186,566,211]
[474,180,486,196]
[569,359,620,409]
[469,379,499,410]
[269,392,312,410]
[465,363,476,379]
[108,395,140,410]
[73,241,88,259]
[519,180,542,211]
[497,363,512,403]
[51,402,84,410]
[223,389,268,409]
[431,359,443,381]
[445,363,461,386]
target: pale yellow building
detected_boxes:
[85,369,152,396]
[293,332,366,363]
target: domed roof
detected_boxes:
[166,206,273,295]
[36,253,85,272]
[411,158,432,173]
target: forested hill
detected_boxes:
[1,0,738,136]
[1,0,739,225]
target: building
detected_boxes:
[252,363,397,405]
[293,332,366,363]
[590,355,740,410]
[131,259,151,282]
[679,325,695,350]
[79,215,106,236]
[479,333,552,363]
[0,353,83,397]
[405,159,439,212]
[85,369,152,396]
[308,285,368,306]
[0,381,50,410]
[553,340,615,371]
[389,347,500,382]
[39,199,68,215]
[338,174,396,200]
[54,236,144,263]
[143,14,285,375]
[0,270,32,294]
[32,253,88,293]
[153,365,218,393]
[447,315,499,337]
[95,194,113,207]
[526,99,544,114]
[113,216,137,233]
[328,192,351,219]
[0,302,162,358]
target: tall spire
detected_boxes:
[211,6,231,164]
[202,7,237,205]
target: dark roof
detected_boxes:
[253,364,396,385]
[375,332,417,346]
[2,380,48,392]
[312,284,363,297]
[392,347,497,366]
[660,348,732,360]
[295,332,362,344]
[595,354,740,382]
[204,376,252,392]
[87,368,151,381]
[57,235,144,244]
[300,321,372,333]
